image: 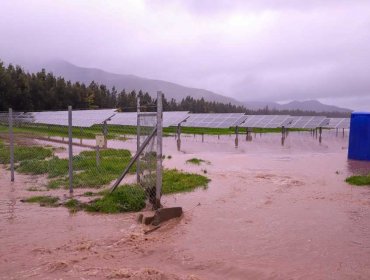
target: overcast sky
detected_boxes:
[1,0,370,110]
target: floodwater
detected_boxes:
[1,130,370,279]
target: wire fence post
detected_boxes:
[155,91,163,209]
[68,106,73,194]
[136,97,141,184]
[9,108,14,182]
[96,145,100,167]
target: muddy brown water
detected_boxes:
[1,131,370,279]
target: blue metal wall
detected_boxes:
[348,112,370,161]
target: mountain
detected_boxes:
[278,100,351,112]
[244,100,351,113]
[40,60,241,105]
[34,60,351,113]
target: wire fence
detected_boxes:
[0,93,163,208]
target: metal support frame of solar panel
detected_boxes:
[240,115,293,128]
[287,116,329,129]
[325,118,350,129]
[25,109,117,127]
[109,111,189,128]
[181,113,247,128]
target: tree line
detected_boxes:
[0,61,349,117]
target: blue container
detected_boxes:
[348,112,370,161]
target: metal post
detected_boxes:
[155,91,163,209]
[136,97,141,184]
[177,124,181,151]
[235,126,239,148]
[96,145,100,167]
[177,124,181,140]
[9,108,14,182]
[202,133,204,142]
[68,106,73,194]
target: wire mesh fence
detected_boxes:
[0,97,163,209]
[137,112,158,206]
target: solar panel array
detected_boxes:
[182,113,247,128]
[287,116,330,129]
[240,115,293,128]
[23,109,116,127]
[326,118,350,129]
[0,109,349,130]
[109,111,189,128]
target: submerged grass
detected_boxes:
[64,199,86,213]
[162,169,210,194]
[23,195,60,207]
[346,175,370,186]
[186,158,209,165]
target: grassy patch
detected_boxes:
[64,199,86,213]
[162,169,210,194]
[15,147,134,189]
[85,185,146,213]
[26,186,46,192]
[0,144,52,164]
[23,195,59,207]
[346,175,370,186]
[186,158,209,165]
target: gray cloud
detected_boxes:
[0,0,370,109]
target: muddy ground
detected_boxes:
[1,131,370,279]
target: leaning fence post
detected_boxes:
[9,108,14,182]
[155,91,163,209]
[136,97,141,184]
[68,106,73,194]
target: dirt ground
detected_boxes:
[1,131,370,279]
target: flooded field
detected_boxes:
[1,130,370,279]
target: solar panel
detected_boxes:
[240,115,293,128]
[325,118,350,129]
[162,111,189,127]
[109,111,189,128]
[182,113,247,128]
[287,116,329,129]
[25,109,117,127]
[109,112,137,126]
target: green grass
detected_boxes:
[346,175,370,186]
[186,158,209,165]
[14,147,134,189]
[23,195,60,207]
[3,123,136,140]
[162,169,210,194]
[85,185,146,213]
[64,199,86,213]
[0,144,52,164]
[1,124,307,142]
